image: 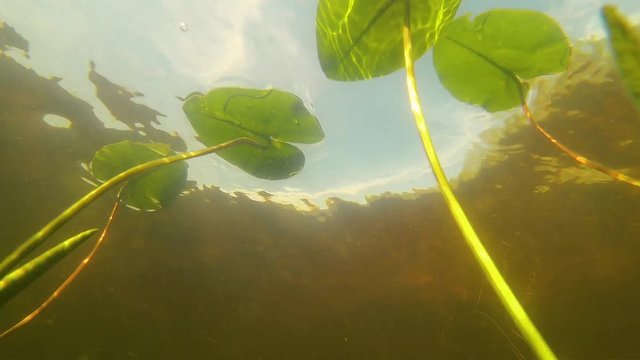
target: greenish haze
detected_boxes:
[602,5,640,112]
[91,141,188,211]
[183,88,324,180]
[316,0,460,81]
[433,9,571,112]
[0,229,97,307]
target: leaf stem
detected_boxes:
[402,1,555,359]
[446,33,640,188]
[0,190,122,338]
[0,229,98,308]
[0,137,259,279]
[522,103,640,187]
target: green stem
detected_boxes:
[0,229,98,307]
[0,137,258,278]
[401,2,555,359]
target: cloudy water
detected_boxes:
[1,0,639,358]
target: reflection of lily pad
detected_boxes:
[183,88,324,180]
[316,0,460,81]
[433,9,571,112]
[91,141,188,211]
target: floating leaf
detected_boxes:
[182,88,324,180]
[316,0,460,81]
[91,141,188,211]
[0,229,97,307]
[602,5,640,112]
[433,9,571,112]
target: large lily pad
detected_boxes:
[602,5,640,112]
[433,9,571,112]
[91,141,188,211]
[182,88,324,180]
[316,0,460,81]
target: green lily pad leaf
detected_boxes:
[0,229,97,307]
[433,9,571,112]
[316,0,460,81]
[91,141,188,211]
[602,5,640,111]
[182,88,324,180]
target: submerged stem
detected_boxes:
[401,1,555,359]
[522,103,640,187]
[446,31,640,188]
[0,190,122,339]
[0,137,258,279]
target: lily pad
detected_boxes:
[433,9,571,112]
[602,5,640,112]
[182,88,324,180]
[91,141,188,211]
[316,0,460,81]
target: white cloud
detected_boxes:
[156,0,262,87]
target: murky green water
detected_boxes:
[1,1,640,359]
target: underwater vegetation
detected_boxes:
[0,1,639,359]
[316,1,639,358]
[0,83,324,337]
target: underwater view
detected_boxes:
[1,0,640,359]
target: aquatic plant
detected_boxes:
[434,7,640,188]
[602,5,640,112]
[1,0,638,356]
[0,87,324,336]
[316,1,639,358]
